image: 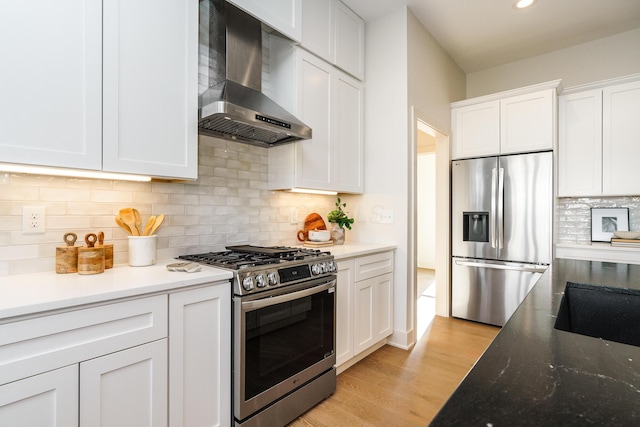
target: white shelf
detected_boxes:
[555,242,640,265]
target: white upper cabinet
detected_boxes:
[558,76,640,197]
[451,101,500,158]
[0,0,102,170]
[301,0,365,80]
[102,0,198,180]
[500,90,554,155]
[602,80,640,196]
[228,0,302,42]
[451,81,559,159]
[268,40,364,193]
[558,89,603,197]
[0,0,198,180]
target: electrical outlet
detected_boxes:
[23,206,46,234]
[290,208,298,225]
[378,210,394,224]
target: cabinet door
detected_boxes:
[333,71,364,193]
[80,339,168,427]
[0,365,78,427]
[169,285,231,427]
[102,0,198,179]
[558,90,603,196]
[373,273,394,342]
[228,0,302,42]
[301,0,334,63]
[500,89,554,154]
[336,259,355,366]
[294,51,333,189]
[335,1,365,80]
[354,277,375,355]
[602,80,640,196]
[451,101,500,159]
[0,0,102,170]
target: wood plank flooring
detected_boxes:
[288,316,499,427]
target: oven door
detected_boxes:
[234,276,336,422]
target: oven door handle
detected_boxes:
[242,279,336,310]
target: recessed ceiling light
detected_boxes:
[514,0,537,9]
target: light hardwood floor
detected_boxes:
[288,316,499,427]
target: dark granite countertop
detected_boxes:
[430,258,640,426]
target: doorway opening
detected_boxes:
[414,118,450,340]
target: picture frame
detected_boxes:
[591,207,629,242]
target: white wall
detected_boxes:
[348,6,465,349]
[417,153,435,268]
[467,28,640,97]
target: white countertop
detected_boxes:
[0,243,395,321]
[321,242,397,260]
[0,260,233,320]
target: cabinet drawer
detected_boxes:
[354,251,394,282]
[0,295,167,386]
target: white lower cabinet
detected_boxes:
[0,282,231,427]
[0,365,79,426]
[336,259,355,366]
[80,340,168,427]
[354,273,393,355]
[336,251,394,370]
[169,285,231,427]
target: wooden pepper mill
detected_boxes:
[97,231,114,269]
[56,232,78,274]
[78,233,105,275]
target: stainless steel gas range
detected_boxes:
[178,245,337,427]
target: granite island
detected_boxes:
[430,258,640,426]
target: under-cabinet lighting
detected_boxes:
[514,0,536,9]
[0,163,152,182]
[287,188,338,196]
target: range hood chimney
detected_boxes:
[198,0,312,147]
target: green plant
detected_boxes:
[327,197,354,230]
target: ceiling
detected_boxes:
[341,0,640,73]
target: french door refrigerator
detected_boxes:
[451,151,552,326]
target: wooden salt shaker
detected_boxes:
[56,232,78,274]
[97,231,113,269]
[78,233,105,275]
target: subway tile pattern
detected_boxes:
[0,135,335,276]
[556,196,640,243]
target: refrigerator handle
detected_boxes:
[498,167,505,249]
[491,168,497,248]
[454,259,548,274]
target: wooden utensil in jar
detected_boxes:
[118,208,139,236]
[78,233,105,274]
[144,215,156,236]
[56,232,78,274]
[147,214,164,236]
[133,208,143,236]
[115,214,132,235]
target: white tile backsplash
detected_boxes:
[0,135,336,276]
[556,196,640,243]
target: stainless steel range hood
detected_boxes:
[198,0,311,147]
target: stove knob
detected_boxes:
[242,276,254,291]
[267,272,278,286]
[255,274,266,288]
[311,263,321,276]
[328,261,337,272]
[321,261,328,273]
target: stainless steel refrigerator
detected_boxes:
[451,151,552,326]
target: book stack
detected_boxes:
[611,238,640,248]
